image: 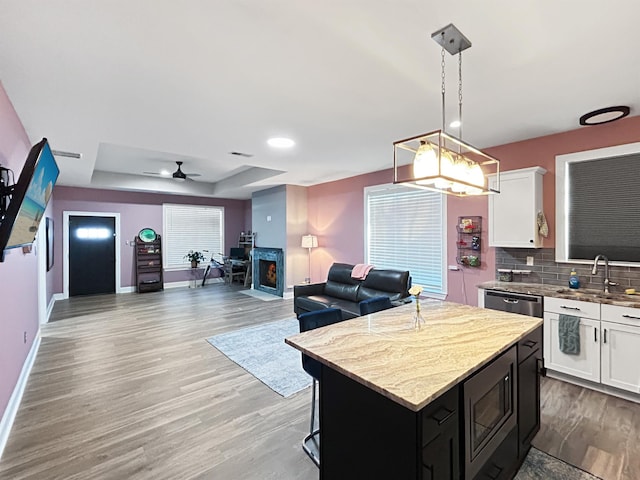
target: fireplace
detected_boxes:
[252,247,284,296]
[259,259,277,288]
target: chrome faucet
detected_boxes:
[591,254,617,293]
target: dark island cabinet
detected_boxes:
[317,325,543,480]
[320,366,459,480]
[421,386,460,480]
[517,327,542,460]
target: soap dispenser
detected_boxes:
[569,270,580,289]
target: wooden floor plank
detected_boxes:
[533,376,640,480]
[1,285,638,479]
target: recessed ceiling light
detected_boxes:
[267,137,295,148]
[449,120,461,129]
[579,106,630,126]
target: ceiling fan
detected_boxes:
[144,161,201,182]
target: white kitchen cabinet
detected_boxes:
[600,304,640,393]
[544,297,601,383]
[544,299,640,396]
[544,296,601,320]
[544,312,601,383]
[488,166,546,248]
[600,321,640,393]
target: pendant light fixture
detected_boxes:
[393,24,500,196]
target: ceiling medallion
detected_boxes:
[579,106,630,126]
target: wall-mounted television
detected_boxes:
[0,138,59,261]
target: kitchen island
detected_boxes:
[286,299,543,480]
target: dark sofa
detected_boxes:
[294,263,411,319]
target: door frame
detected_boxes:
[37,214,48,324]
[63,211,121,299]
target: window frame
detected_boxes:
[364,183,447,299]
[556,141,640,266]
[162,203,225,270]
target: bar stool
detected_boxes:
[358,296,393,315]
[297,307,343,467]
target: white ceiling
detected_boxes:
[1,1,639,200]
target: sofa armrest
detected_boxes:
[294,282,326,298]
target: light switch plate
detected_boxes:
[526,256,534,266]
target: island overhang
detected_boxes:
[286,299,542,411]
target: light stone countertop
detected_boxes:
[478,281,640,308]
[285,300,542,412]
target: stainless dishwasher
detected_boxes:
[484,289,543,318]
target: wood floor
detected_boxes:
[0,285,638,479]
[534,377,640,480]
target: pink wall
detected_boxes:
[308,115,640,305]
[0,82,39,419]
[307,168,496,303]
[446,196,494,305]
[307,170,389,283]
[485,114,640,250]
[52,187,251,290]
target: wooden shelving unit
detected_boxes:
[135,235,164,292]
[237,232,255,287]
[238,232,255,256]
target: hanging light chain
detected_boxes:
[441,46,446,132]
[458,50,463,142]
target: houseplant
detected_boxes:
[184,250,206,268]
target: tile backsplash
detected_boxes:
[495,248,640,291]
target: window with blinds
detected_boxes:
[365,184,446,295]
[568,153,640,262]
[162,204,224,268]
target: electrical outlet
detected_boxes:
[526,256,534,266]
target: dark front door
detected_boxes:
[69,215,116,296]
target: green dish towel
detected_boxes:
[558,314,580,355]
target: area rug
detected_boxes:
[238,289,281,301]
[515,447,602,480]
[206,317,311,397]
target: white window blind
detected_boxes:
[162,204,224,268]
[365,185,446,295]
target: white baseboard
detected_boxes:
[119,286,136,293]
[164,281,191,289]
[0,334,41,460]
[52,293,65,302]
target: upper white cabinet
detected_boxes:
[488,167,546,248]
